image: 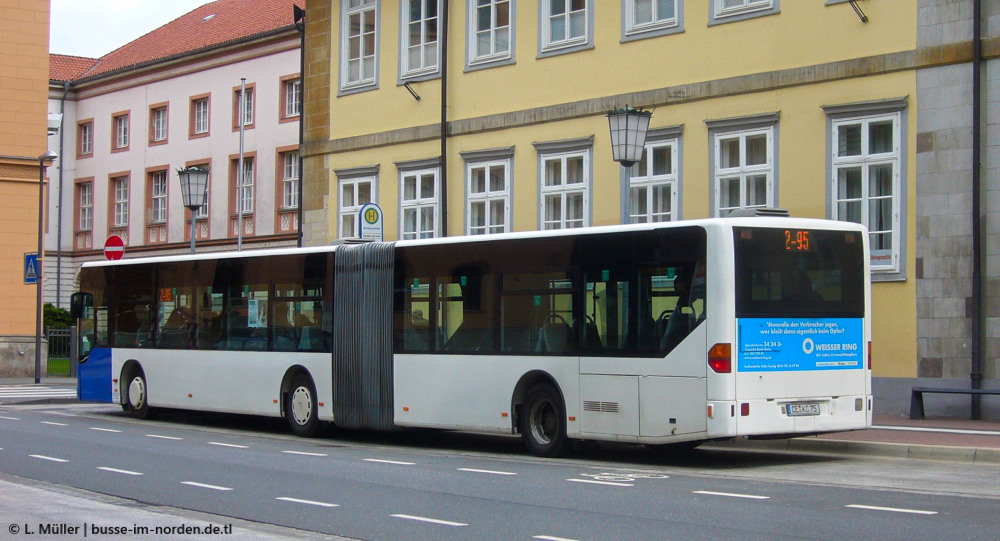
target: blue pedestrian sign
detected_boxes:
[24,253,39,285]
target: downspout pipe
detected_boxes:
[56,80,71,308]
[294,5,305,248]
[439,0,449,237]
[971,0,983,419]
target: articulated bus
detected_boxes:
[72,213,871,456]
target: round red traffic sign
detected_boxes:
[104,235,125,261]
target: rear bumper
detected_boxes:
[707,395,872,438]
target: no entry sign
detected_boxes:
[104,235,124,261]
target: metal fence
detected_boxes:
[46,327,72,359]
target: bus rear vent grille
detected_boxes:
[583,401,620,413]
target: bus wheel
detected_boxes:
[286,374,320,437]
[520,384,569,457]
[122,370,152,420]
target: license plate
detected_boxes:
[786,403,820,417]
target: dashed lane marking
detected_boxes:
[566,478,633,487]
[181,481,233,491]
[40,421,67,426]
[98,467,143,476]
[208,442,249,449]
[282,450,328,457]
[693,490,771,500]
[276,497,339,508]
[90,427,122,433]
[30,454,68,463]
[458,468,518,476]
[146,434,182,440]
[391,514,467,527]
[364,458,416,465]
[846,504,938,515]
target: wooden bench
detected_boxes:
[909,387,1000,419]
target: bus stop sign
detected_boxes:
[104,235,125,260]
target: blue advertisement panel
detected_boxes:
[77,348,113,403]
[738,318,864,372]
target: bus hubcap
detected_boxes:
[529,399,556,445]
[129,377,145,409]
[290,386,312,425]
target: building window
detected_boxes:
[150,105,168,143]
[338,173,375,238]
[539,0,593,56]
[112,112,129,150]
[233,85,254,129]
[400,167,440,239]
[466,158,511,235]
[282,151,299,209]
[629,136,679,223]
[623,0,681,39]
[149,171,167,223]
[112,176,129,228]
[467,0,513,68]
[283,77,301,119]
[235,157,255,214]
[341,0,378,92]
[77,120,93,157]
[78,182,93,231]
[540,150,590,230]
[710,0,777,24]
[191,162,210,219]
[190,95,210,137]
[401,0,440,79]
[710,123,775,217]
[831,112,903,274]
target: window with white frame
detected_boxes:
[625,0,679,36]
[283,152,299,209]
[342,0,378,90]
[832,112,902,273]
[400,167,440,239]
[468,0,512,66]
[540,150,590,230]
[193,98,209,135]
[78,122,92,155]
[711,0,776,22]
[713,126,774,216]
[338,174,375,238]
[114,113,129,149]
[151,171,167,223]
[401,0,440,78]
[113,176,129,227]
[285,79,301,117]
[236,157,254,214]
[629,138,678,223]
[151,107,167,142]
[541,0,591,53]
[78,182,93,231]
[236,87,254,127]
[466,158,511,235]
[195,173,209,218]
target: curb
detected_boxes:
[703,437,1000,465]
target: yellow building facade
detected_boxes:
[303,1,927,382]
[0,0,51,375]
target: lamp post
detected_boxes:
[607,105,652,224]
[35,150,57,384]
[177,166,209,254]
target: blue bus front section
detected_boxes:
[77,348,113,403]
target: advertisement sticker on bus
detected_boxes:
[737,318,863,372]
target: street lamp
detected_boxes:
[35,150,57,384]
[607,105,652,168]
[177,166,209,254]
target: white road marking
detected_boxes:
[391,514,467,527]
[566,478,633,487]
[872,425,1000,437]
[364,458,415,465]
[40,421,67,426]
[146,434,182,440]
[534,536,580,541]
[208,442,249,449]
[98,467,143,476]
[30,454,68,463]
[693,490,771,500]
[181,481,232,491]
[90,427,122,433]
[282,450,328,457]
[846,504,937,515]
[0,416,20,420]
[276,497,339,508]
[458,468,517,476]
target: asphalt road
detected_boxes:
[1,403,998,541]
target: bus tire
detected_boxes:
[520,384,570,457]
[286,373,320,437]
[122,369,152,420]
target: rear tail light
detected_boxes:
[867,341,872,370]
[740,403,750,416]
[709,343,732,373]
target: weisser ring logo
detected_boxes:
[802,338,815,355]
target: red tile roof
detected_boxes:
[49,54,99,82]
[51,0,303,82]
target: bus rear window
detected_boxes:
[734,227,864,318]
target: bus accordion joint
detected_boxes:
[708,343,732,373]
